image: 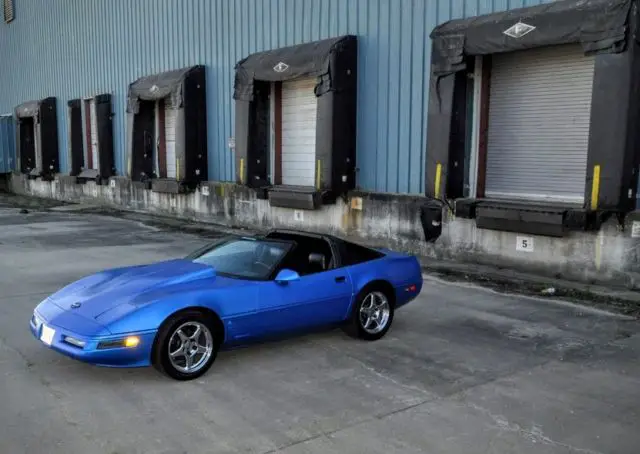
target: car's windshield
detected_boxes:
[191,238,292,280]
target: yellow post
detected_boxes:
[595,230,603,271]
[590,165,601,211]
[316,159,322,190]
[434,163,442,199]
[176,158,180,181]
[239,158,245,184]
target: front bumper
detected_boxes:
[30,311,157,368]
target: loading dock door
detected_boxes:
[165,97,177,178]
[485,44,595,203]
[281,77,317,187]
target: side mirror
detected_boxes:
[275,269,300,285]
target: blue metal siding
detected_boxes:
[0,116,16,174]
[0,0,555,194]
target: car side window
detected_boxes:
[192,239,291,280]
[276,237,333,277]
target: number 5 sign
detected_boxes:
[516,236,534,252]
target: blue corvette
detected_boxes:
[30,229,423,380]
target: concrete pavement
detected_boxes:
[0,200,638,454]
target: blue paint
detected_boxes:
[30,235,423,373]
[0,115,16,174]
[0,0,555,194]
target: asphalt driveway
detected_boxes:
[0,201,638,454]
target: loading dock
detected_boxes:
[14,97,59,179]
[425,0,640,237]
[125,65,208,193]
[234,35,358,210]
[68,94,115,183]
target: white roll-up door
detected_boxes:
[165,97,177,179]
[281,77,317,187]
[485,44,595,203]
[89,99,98,170]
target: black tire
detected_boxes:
[152,309,219,380]
[343,285,395,341]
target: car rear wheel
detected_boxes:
[152,310,219,380]
[344,287,394,341]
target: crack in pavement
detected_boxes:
[463,401,605,454]
[0,334,36,370]
[258,370,604,454]
[0,335,69,401]
[0,336,95,446]
[259,339,537,453]
[318,341,435,398]
[265,344,608,454]
[259,397,432,454]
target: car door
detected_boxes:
[257,267,354,336]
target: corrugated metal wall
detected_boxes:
[0,0,555,194]
[0,116,16,174]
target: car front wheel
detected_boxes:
[344,287,394,341]
[152,310,218,380]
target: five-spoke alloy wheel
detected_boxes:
[168,321,214,375]
[344,286,395,341]
[153,310,219,380]
[359,291,391,335]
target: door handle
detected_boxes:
[335,276,346,283]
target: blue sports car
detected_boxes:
[30,229,423,380]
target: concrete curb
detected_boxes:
[421,259,640,318]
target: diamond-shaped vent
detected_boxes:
[273,62,289,73]
[503,21,536,39]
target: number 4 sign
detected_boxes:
[516,236,534,252]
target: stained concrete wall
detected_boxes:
[8,173,640,289]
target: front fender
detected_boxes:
[97,297,223,335]
[97,285,259,336]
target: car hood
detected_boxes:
[48,259,220,319]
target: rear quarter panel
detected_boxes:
[343,251,423,318]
